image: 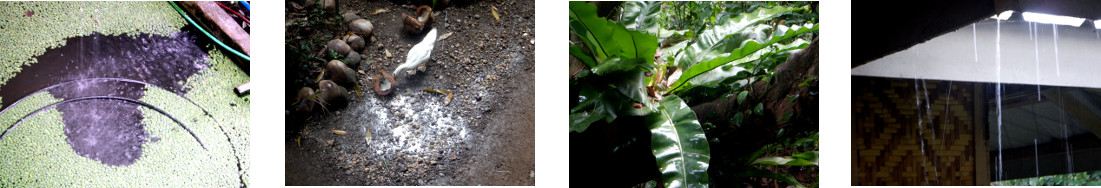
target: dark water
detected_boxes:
[1,32,209,105]
[60,99,147,166]
[0,31,210,166]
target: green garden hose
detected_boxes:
[169,1,251,61]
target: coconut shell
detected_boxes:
[318,80,349,109]
[344,51,362,67]
[327,39,352,56]
[373,70,396,95]
[325,60,357,86]
[403,14,424,34]
[349,19,374,37]
[342,12,361,23]
[346,35,366,52]
[402,6,433,34]
[295,87,316,113]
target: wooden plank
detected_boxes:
[180,1,251,56]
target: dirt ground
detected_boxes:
[284,0,534,185]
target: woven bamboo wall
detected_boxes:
[852,77,981,185]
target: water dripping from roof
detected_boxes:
[914,78,930,185]
[1035,22,1041,101]
[1053,24,1061,76]
[974,23,979,63]
[996,19,1004,182]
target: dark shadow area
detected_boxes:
[569,116,662,187]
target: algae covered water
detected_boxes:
[0,2,249,186]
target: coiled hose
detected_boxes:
[169,1,251,61]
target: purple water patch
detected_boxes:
[60,99,147,166]
[0,31,210,166]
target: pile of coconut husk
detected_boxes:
[292,0,446,114]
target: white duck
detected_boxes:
[393,28,438,77]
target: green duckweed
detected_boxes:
[0,2,250,186]
[0,90,237,186]
[0,1,185,89]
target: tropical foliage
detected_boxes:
[993,171,1101,186]
[569,1,818,187]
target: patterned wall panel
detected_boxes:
[852,76,979,185]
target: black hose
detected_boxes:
[0,78,214,149]
[0,96,206,150]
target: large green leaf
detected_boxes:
[621,1,663,35]
[793,151,819,165]
[569,2,663,133]
[605,66,655,115]
[669,23,818,94]
[591,57,644,76]
[569,2,609,60]
[646,95,710,188]
[569,84,621,133]
[752,156,812,166]
[669,35,811,98]
[673,6,802,69]
[692,38,810,90]
[623,1,692,67]
[570,66,655,133]
[751,151,818,166]
[569,1,658,69]
[569,45,597,68]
